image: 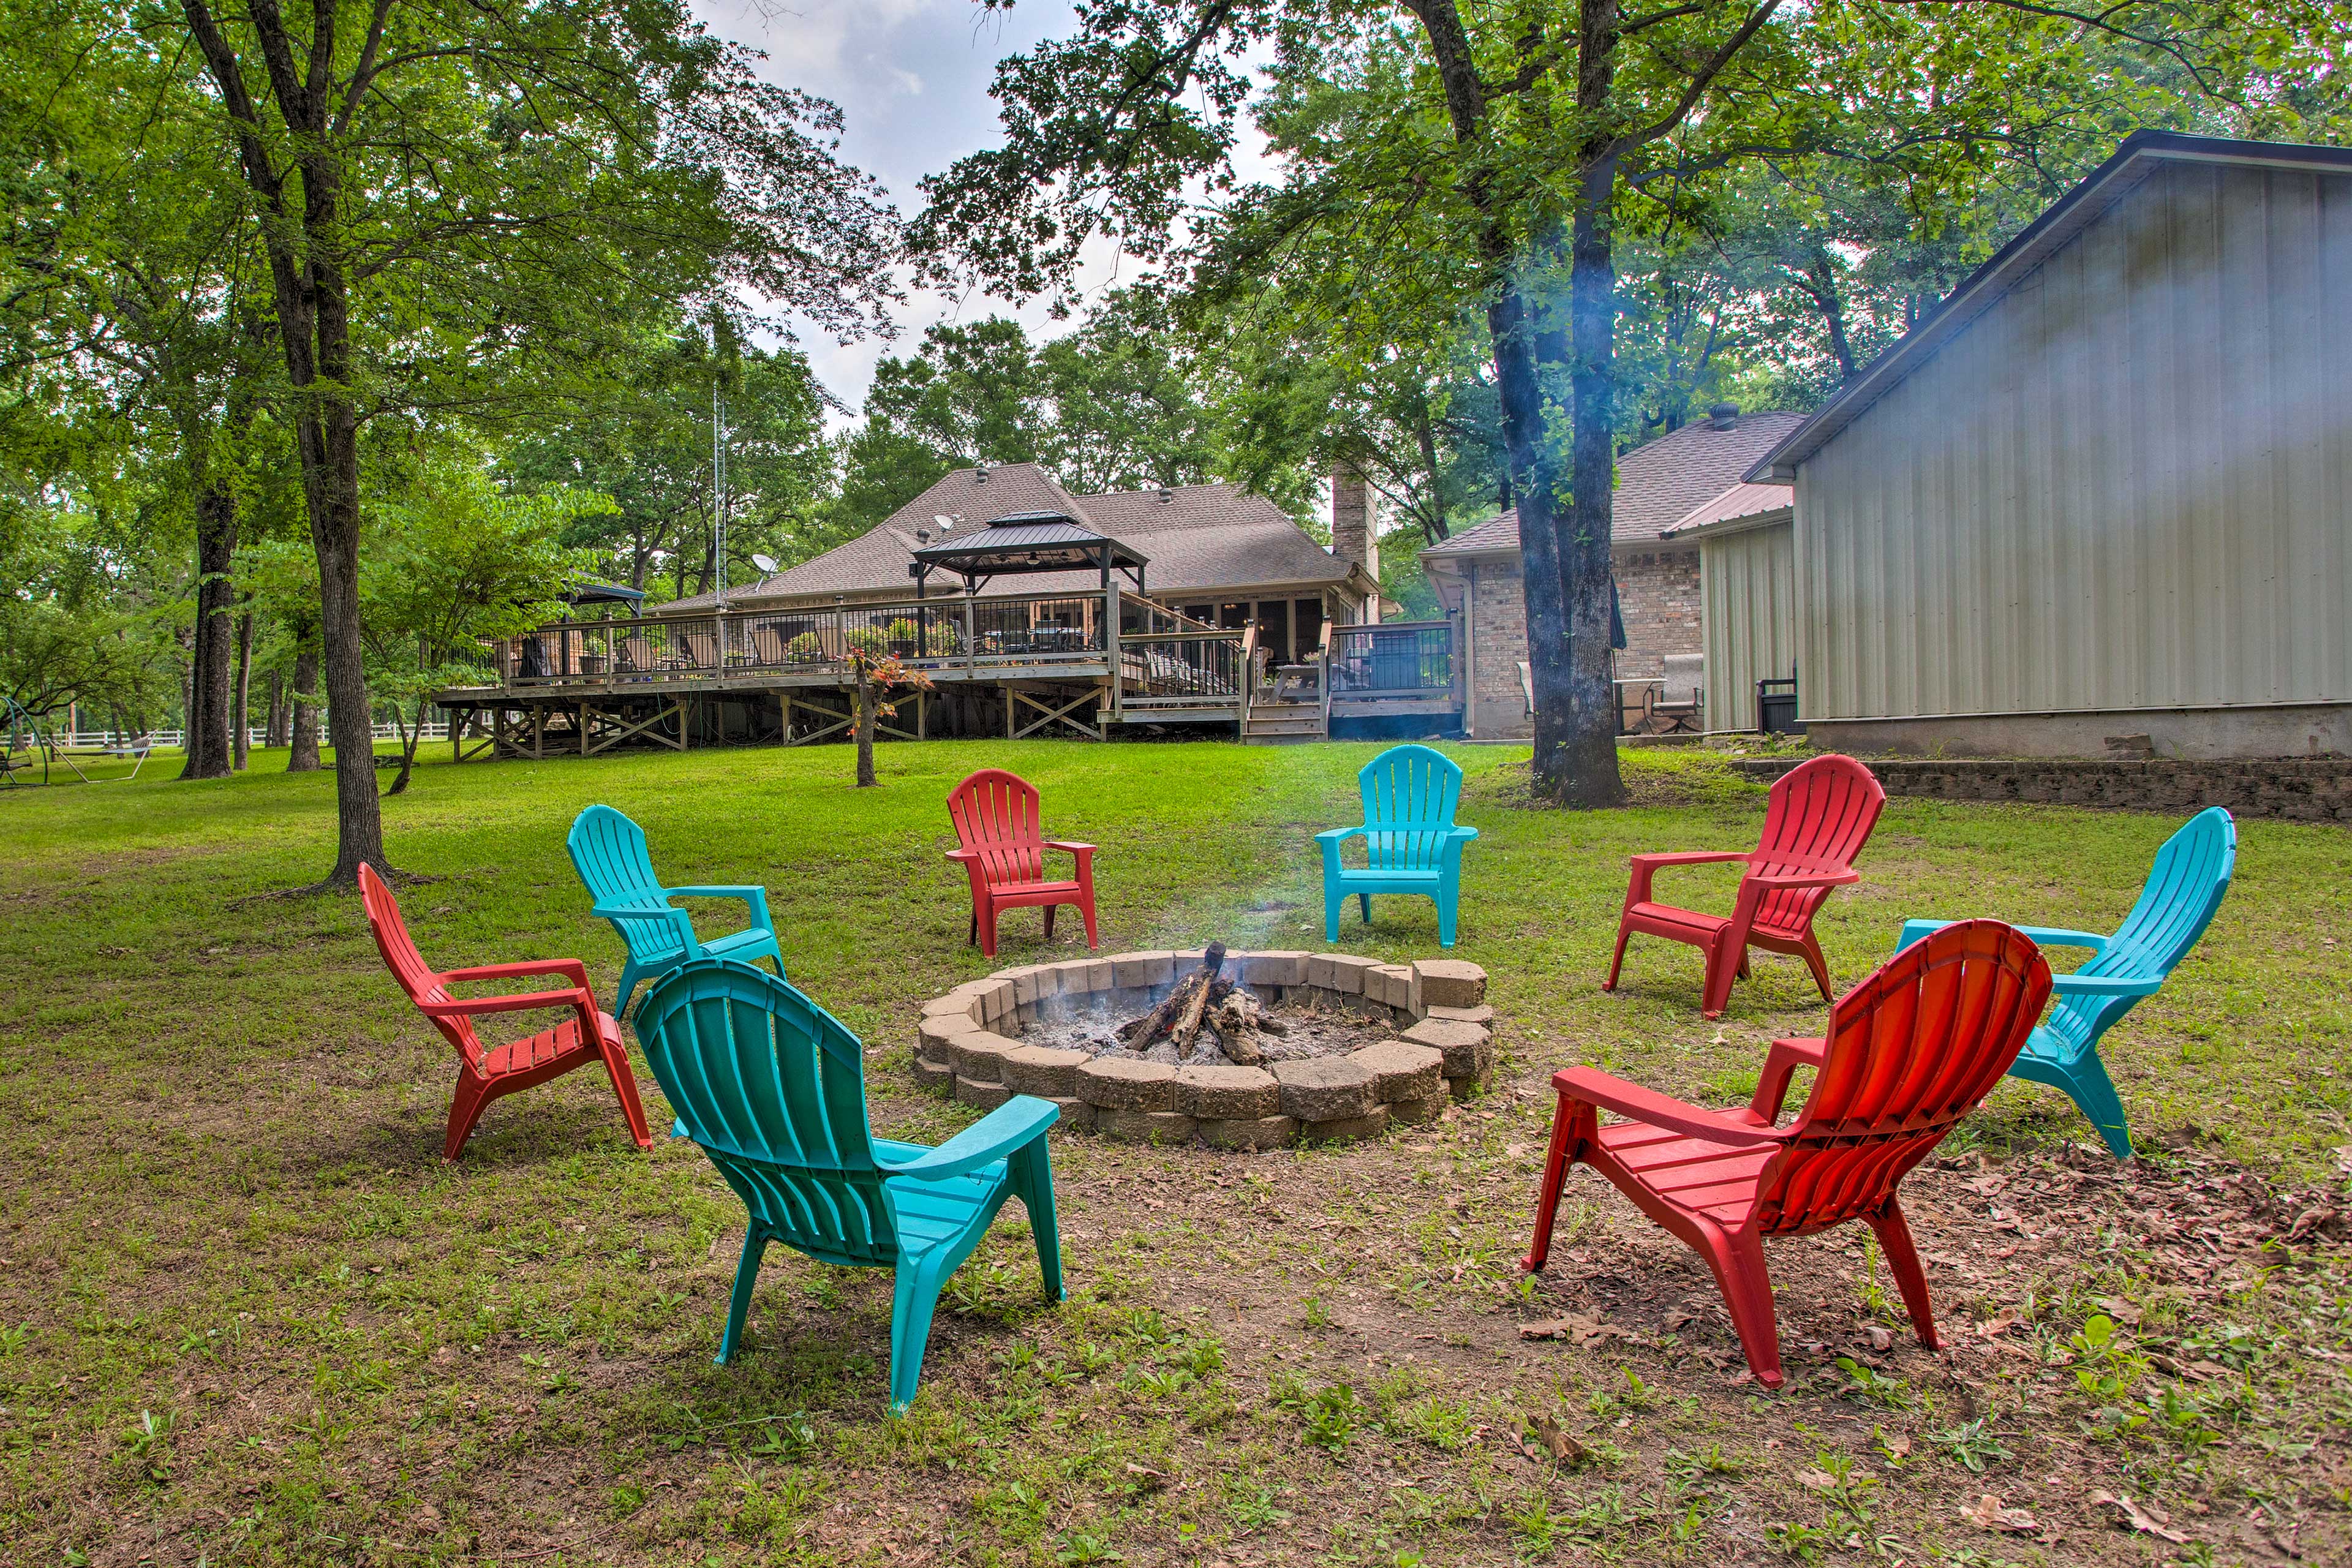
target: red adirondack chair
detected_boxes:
[1524,920,2050,1387]
[359,865,654,1161]
[1604,752,1887,1018]
[946,768,1099,959]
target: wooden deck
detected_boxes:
[433,592,1461,759]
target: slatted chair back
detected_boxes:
[358,864,485,1069]
[1757,920,2049,1235]
[1749,754,1887,935]
[633,960,899,1267]
[1360,744,1465,873]
[568,805,687,968]
[948,769,1049,886]
[2046,807,2236,1054]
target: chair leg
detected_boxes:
[1043,903,1056,941]
[968,907,979,948]
[1700,935,1740,1020]
[1698,1225,1785,1389]
[598,1038,655,1150]
[887,1252,951,1414]
[1324,883,1343,943]
[2056,1053,2136,1159]
[1010,1136,1067,1303]
[979,901,999,959]
[716,1227,770,1365]
[1520,1095,1594,1273]
[1358,891,1372,924]
[1436,884,1458,949]
[443,1072,494,1162]
[1865,1199,1940,1349]
[1079,894,1099,951]
[613,960,645,1022]
[1795,932,1834,1001]
[1602,919,1633,993]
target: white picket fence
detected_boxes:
[51,720,448,750]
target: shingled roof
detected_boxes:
[1422,410,1806,560]
[666,463,1359,609]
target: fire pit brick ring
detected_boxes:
[913,948,1494,1148]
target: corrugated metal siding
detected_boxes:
[1797,161,2352,721]
[1700,522,1796,730]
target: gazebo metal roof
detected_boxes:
[907,510,1149,594]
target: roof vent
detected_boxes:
[1708,402,1738,430]
[973,464,988,483]
[1157,487,1174,503]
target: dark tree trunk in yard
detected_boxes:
[182,0,388,881]
[179,481,238,780]
[853,676,878,787]
[232,608,255,770]
[288,646,320,771]
[266,669,286,747]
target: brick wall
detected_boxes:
[1467,560,1531,736]
[1612,547,1703,680]
[1728,756,2352,825]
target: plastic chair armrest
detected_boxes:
[1550,1066,1787,1147]
[944,848,979,862]
[442,958,592,989]
[1447,825,1480,842]
[1315,826,1368,845]
[885,1096,1061,1180]
[423,987,602,1038]
[1627,850,1748,869]
[2014,927,2111,954]
[1743,867,1861,892]
[1042,839,1095,856]
[665,884,771,924]
[1749,1036,1828,1122]
[2049,972,2163,997]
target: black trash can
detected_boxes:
[1757,676,1802,736]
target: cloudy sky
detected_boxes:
[691,0,1125,421]
[691,0,1276,425]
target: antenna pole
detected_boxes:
[712,382,728,608]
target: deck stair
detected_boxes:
[1242,701,1328,745]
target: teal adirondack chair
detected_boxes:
[567,804,785,1017]
[1319,744,1479,948]
[1894,807,2236,1158]
[631,959,1065,1412]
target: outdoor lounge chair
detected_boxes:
[946,768,1099,958]
[1319,743,1478,948]
[1651,654,1703,733]
[1891,806,2236,1157]
[631,957,1065,1412]
[1604,753,1885,1017]
[358,864,653,1161]
[567,804,786,1017]
[1524,920,2051,1387]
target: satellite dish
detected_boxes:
[750,553,777,574]
[933,514,956,531]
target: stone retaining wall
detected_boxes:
[913,951,1497,1148]
[1727,755,2352,824]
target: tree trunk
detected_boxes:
[179,480,238,779]
[232,608,255,770]
[385,697,424,796]
[180,0,387,883]
[853,675,878,787]
[288,645,321,772]
[1559,145,1629,807]
[266,669,287,747]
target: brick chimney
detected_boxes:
[1330,463,1381,615]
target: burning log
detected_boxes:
[1119,943,1229,1053]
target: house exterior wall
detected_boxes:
[1466,559,1532,737]
[1698,521,1797,732]
[1795,160,2352,755]
[1613,548,1703,680]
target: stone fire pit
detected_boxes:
[913,949,1495,1149]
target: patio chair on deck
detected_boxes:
[1651,654,1703,733]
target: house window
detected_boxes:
[1293,597,1324,660]
[1218,603,1250,630]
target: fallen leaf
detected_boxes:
[2093,1297,2143,1326]
[1961,1494,2038,1533]
[2093,1493,2187,1544]
[1880,1433,1913,1460]
[1973,1311,2023,1339]
[1528,1415,1589,1466]
[1520,1313,1634,1347]
[1796,1469,1839,1493]
[1663,1307,1698,1331]
[1863,1325,1894,1351]
[1123,1462,1171,1491]
[1503,1142,1528,1158]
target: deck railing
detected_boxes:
[1329,620,1456,698]
[1117,629,1246,707]
[478,592,1112,688]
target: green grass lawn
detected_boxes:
[3,738,2347,1566]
